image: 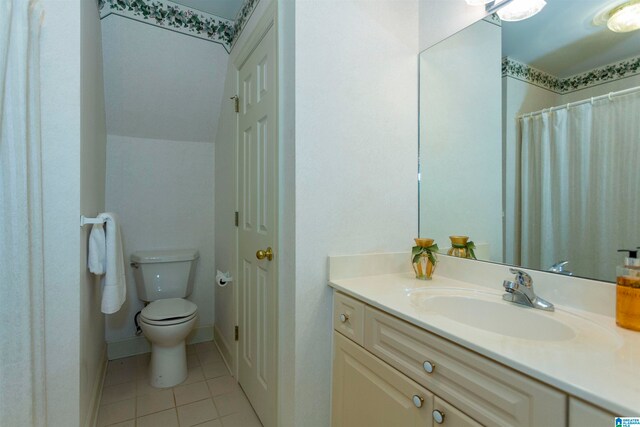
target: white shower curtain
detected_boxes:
[519,90,640,282]
[0,1,46,425]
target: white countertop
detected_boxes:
[329,272,640,415]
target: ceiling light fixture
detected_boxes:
[465,0,546,22]
[594,0,640,33]
[495,0,546,22]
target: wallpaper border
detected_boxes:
[503,55,640,94]
[98,0,261,52]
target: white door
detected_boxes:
[237,23,277,427]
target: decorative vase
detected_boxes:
[447,236,477,260]
[412,238,439,280]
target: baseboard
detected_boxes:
[214,324,234,375]
[107,325,214,360]
[85,345,107,427]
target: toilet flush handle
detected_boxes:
[130,262,139,269]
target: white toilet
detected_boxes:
[131,249,199,388]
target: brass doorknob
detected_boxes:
[256,247,274,261]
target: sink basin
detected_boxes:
[412,294,576,341]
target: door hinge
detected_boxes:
[234,211,239,227]
[235,325,239,341]
[230,95,239,113]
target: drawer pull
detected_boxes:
[339,313,350,323]
[412,395,424,408]
[432,410,445,424]
[422,360,435,373]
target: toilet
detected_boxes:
[130,249,199,388]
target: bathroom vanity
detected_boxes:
[328,254,640,426]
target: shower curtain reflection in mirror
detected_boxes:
[517,89,640,282]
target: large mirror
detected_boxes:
[419,0,640,282]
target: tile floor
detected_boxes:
[97,341,262,427]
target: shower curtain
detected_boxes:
[519,90,640,282]
[0,1,46,425]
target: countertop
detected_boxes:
[329,272,640,415]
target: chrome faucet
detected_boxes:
[548,260,573,276]
[502,268,554,311]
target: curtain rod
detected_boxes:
[518,85,640,120]
[485,0,516,14]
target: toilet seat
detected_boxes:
[140,298,198,326]
[140,311,197,326]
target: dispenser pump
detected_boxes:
[618,248,640,268]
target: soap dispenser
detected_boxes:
[616,248,640,331]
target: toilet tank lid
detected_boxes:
[131,249,199,264]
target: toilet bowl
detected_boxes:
[130,249,200,388]
[139,297,198,388]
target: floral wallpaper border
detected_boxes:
[232,0,260,48]
[98,0,260,52]
[503,55,640,94]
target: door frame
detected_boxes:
[232,2,279,424]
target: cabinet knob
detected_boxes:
[339,313,349,323]
[423,360,435,374]
[432,410,445,424]
[412,395,424,408]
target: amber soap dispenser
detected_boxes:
[616,249,640,331]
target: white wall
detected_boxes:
[294,0,419,424]
[40,1,81,423]
[420,20,503,262]
[105,136,215,343]
[101,15,227,352]
[419,0,488,51]
[101,16,227,142]
[40,0,107,425]
[79,0,108,425]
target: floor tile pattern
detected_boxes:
[97,342,262,427]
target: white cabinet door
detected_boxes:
[332,332,433,427]
[569,398,616,427]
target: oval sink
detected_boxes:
[410,293,576,341]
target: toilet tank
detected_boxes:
[130,249,199,302]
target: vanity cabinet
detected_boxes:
[332,292,567,427]
[332,332,480,427]
[365,306,565,427]
[569,398,616,427]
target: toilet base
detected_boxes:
[148,342,188,388]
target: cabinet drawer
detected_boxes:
[334,292,365,346]
[433,397,482,427]
[364,306,566,427]
[332,332,433,427]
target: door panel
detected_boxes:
[237,23,277,427]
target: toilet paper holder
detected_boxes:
[216,270,233,287]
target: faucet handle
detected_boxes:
[509,268,533,288]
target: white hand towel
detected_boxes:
[88,223,106,275]
[98,212,126,314]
